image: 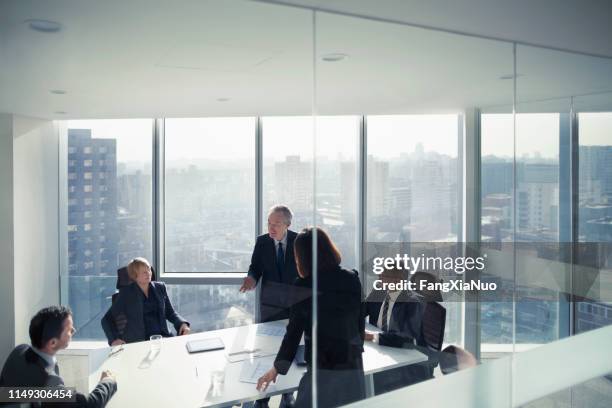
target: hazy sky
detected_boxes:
[68,112,611,164]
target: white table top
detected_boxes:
[88,320,427,408]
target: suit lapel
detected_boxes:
[284,232,295,281]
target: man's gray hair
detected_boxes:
[268,205,293,225]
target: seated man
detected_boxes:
[363,268,432,394]
[0,305,117,407]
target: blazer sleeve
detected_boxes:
[43,376,117,408]
[75,377,117,408]
[273,296,307,375]
[247,236,264,282]
[159,283,189,333]
[101,307,119,346]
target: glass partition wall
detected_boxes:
[55,0,612,406]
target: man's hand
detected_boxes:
[364,331,377,342]
[100,370,115,382]
[256,367,278,392]
[111,339,126,346]
[179,323,191,336]
[239,276,257,293]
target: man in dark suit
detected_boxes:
[239,205,297,408]
[0,306,117,407]
[363,268,432,394]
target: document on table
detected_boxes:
[239,356,275,384]
[226,325,283,362]
[365,321,382,334]
[256,324,285,337]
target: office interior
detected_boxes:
[1,0,612,407]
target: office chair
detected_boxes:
[422,301,446,351]
[105,265,157,342]
[439,345,477,375]
[111,265,157,302]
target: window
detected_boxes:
[262,116,359,268]
[65,120,153,340]
[576,112,612,334]
[262,117,315,231]
[366,115,460,242]
[366,114,462,344]
[164,117,256,273]
[163,117,256,330]
[480,112,562,346]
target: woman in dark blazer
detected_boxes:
[101,257,190,346]
[256,227,365,408]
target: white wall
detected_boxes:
[12,116,60,345]
[0,114,15,365]
[0,114,59,363]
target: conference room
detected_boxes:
[1,1,612,407]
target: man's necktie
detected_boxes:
[276,242,284,277]
[381,292,391,332]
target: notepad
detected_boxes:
[186,338,225,354]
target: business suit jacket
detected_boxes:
[247,230,298,322]
[363,290,433,394]
[274,268,365,408]
[101,281,188,345]
[0,344,116,408]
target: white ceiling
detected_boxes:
[0,0,611,119]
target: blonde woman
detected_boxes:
[101,257,190,345]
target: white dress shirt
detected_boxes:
[376,290,403,329]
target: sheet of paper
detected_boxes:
[256,324,285,337]
[365,321,382,334]
[226,349,276,363]
[239,356,275,384]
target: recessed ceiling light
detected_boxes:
[50,89,66,95]
[25,19,62,33]
[321,53,348,62]
[54,111,67,115]
[216,98,230,102]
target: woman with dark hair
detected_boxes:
[256,227,365,408]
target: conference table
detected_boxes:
[85,320,427,408]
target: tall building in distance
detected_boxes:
[274,155,312,212]
[67,129,119,337]
[68,129,118,277]
[367,156,389,218]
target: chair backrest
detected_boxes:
[116,265,157,289]
[439,345,478,374]
[112,265,157,303]
[422,301,446,351]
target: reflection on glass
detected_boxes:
[166,284,254,332]
[366,114,462,345]
[262,116,359,267]
[366,114,460,242]
[66,119,153,339]
[164,117,256,273]
[577,112,612,333]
